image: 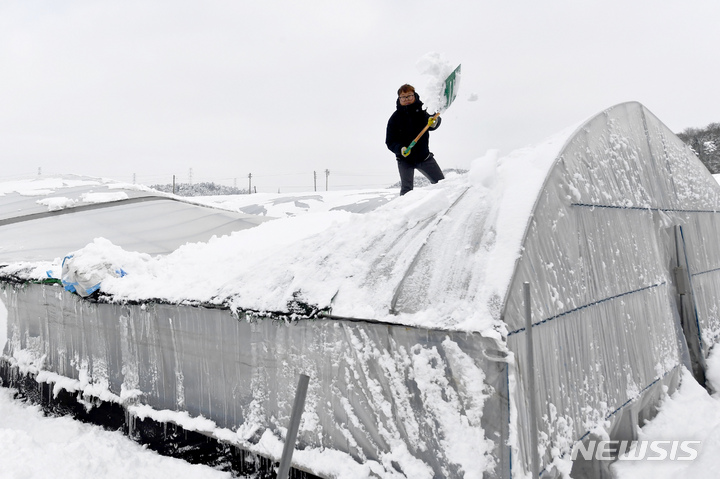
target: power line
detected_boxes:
[330,171,395,177]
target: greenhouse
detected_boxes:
[2,102,720,478]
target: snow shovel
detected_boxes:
[402,64,461,157]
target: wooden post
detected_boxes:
[277,374,310,479]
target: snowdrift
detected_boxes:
[3,102,720,478]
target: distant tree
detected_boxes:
[150,182,248,196]
[678,123,720,174]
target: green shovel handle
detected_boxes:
[402,141,417,157]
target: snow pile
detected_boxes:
[36,196,77,211]
[416,52,459,114]
[611,348,720,478]
[35,191,130,212]
[0,388,231,479]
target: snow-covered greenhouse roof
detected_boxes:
[0,149,559,333]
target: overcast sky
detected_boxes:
[1,0,719,192]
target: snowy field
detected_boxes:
[0,387,231,479]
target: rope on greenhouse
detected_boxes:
[507,281,667,337]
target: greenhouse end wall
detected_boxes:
[503,102,720,476]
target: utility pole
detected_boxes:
[38,167,42,176]
[172,175,176,195]
[189,168,193,185]
[248,173,252,194]
[325,169,330,191]
[313,171,317,192]
[132,173,136,184]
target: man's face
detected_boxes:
[399,91,415,106]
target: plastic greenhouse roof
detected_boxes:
[0,176,271,262]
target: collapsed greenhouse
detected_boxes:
[2,101,720,478]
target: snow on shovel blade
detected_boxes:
[403,64,462,156]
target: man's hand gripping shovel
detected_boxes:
[401,64,461,158]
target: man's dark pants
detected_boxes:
[397,154,445,195]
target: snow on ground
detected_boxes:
[0,388,231,479]
[611,347,720,478]
[4,301,229,477]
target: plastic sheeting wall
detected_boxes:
[1,282,510,478]
[679,215,720,354]
[503,102,720,476]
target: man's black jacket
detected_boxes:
[385,93,441,165]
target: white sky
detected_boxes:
[1,0,719,192]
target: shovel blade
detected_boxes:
[441,64,461,111]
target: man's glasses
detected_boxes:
[399,94,414,100]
